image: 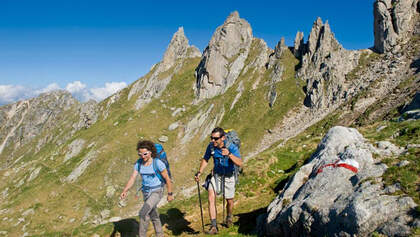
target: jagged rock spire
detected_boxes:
[195,11,253,101]
[297,17,358,110]
[293,31,305,59]
[161,27,198,72]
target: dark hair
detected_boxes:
[211,127,225,137]
[136,140,157,158]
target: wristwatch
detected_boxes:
[168,192,173,196]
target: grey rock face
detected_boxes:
[160,27,191,72]
[65,149,97,183]
[260,126,417,237]
[293,31,305,59]
[73,100,98,130]
[64,139,86,162]
[401,92,420,113]
[195,11,253,101]
[267,38,287,69]
[0,90,78,158]
[374,0,419,53]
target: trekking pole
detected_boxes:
[222,156,226,226]
[196,175,205,232]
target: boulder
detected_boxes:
[259,126,417,236]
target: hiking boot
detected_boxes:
[205,226,218,235]
[226,216,233,227]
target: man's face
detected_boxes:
[210,132,225,148]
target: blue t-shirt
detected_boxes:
[134,159,166,191]
[203,142,241,175]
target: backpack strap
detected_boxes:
[152,158,166,185]
[136,158,142,172]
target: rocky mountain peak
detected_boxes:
[374,0,419,53]
[297,17,360,110]
[225,11,240,23]
[160,27,192,72]
[128,27,201,110]
[195,11,253,101]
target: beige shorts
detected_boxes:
[208,174,236,199]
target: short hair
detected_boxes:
[136,140,157,158]
[211,127,225,137]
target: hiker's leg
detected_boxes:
[226,198,234,217]
[150,207,163,237]
[138,204,151,237]
[149,189,164,237]
[139,190,163,237]
[225,176,236,218]
[208,174,221,221]
[208,186,217,220]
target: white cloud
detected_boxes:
[65,81,86,93]
[0,85,35,105]
[89,82,127,101]
[36,83,61,94]
[0,81,127,106]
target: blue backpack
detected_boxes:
[136,143,172,184]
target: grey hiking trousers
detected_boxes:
[139,187,164,237]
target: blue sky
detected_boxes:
[0,0,374,105]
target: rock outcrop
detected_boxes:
[129,27,201,109]
[374,0,419,53]
[73,100,98,130]
[297,18,360,110]
[195,11,253,101]
[0,90,78,159]
[258,126,418,236]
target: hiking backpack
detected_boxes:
[136,143,172,184]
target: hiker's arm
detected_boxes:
[120,170,138,199]
[222,148,242,167]
[194,159,208,181]
[161,169,174,201]
[228,153,242,167]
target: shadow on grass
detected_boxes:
[235,207,267,235]
[111,218,139,237]
[160,208,199,236]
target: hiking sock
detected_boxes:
[211,219,217,228]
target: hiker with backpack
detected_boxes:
[194,127,242,235]
[120,140,173,237]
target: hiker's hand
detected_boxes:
[194,172,201,182]
[120,191,128,200]
[221,148,230,156]
[167,194,174,202]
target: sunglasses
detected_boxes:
[138,151,150,157]
[210,136,221,141]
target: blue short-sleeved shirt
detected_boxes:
[203,142,241,175]
[134,159,166,190]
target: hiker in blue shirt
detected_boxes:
[120,140,173,237]
[195,127,242,235]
